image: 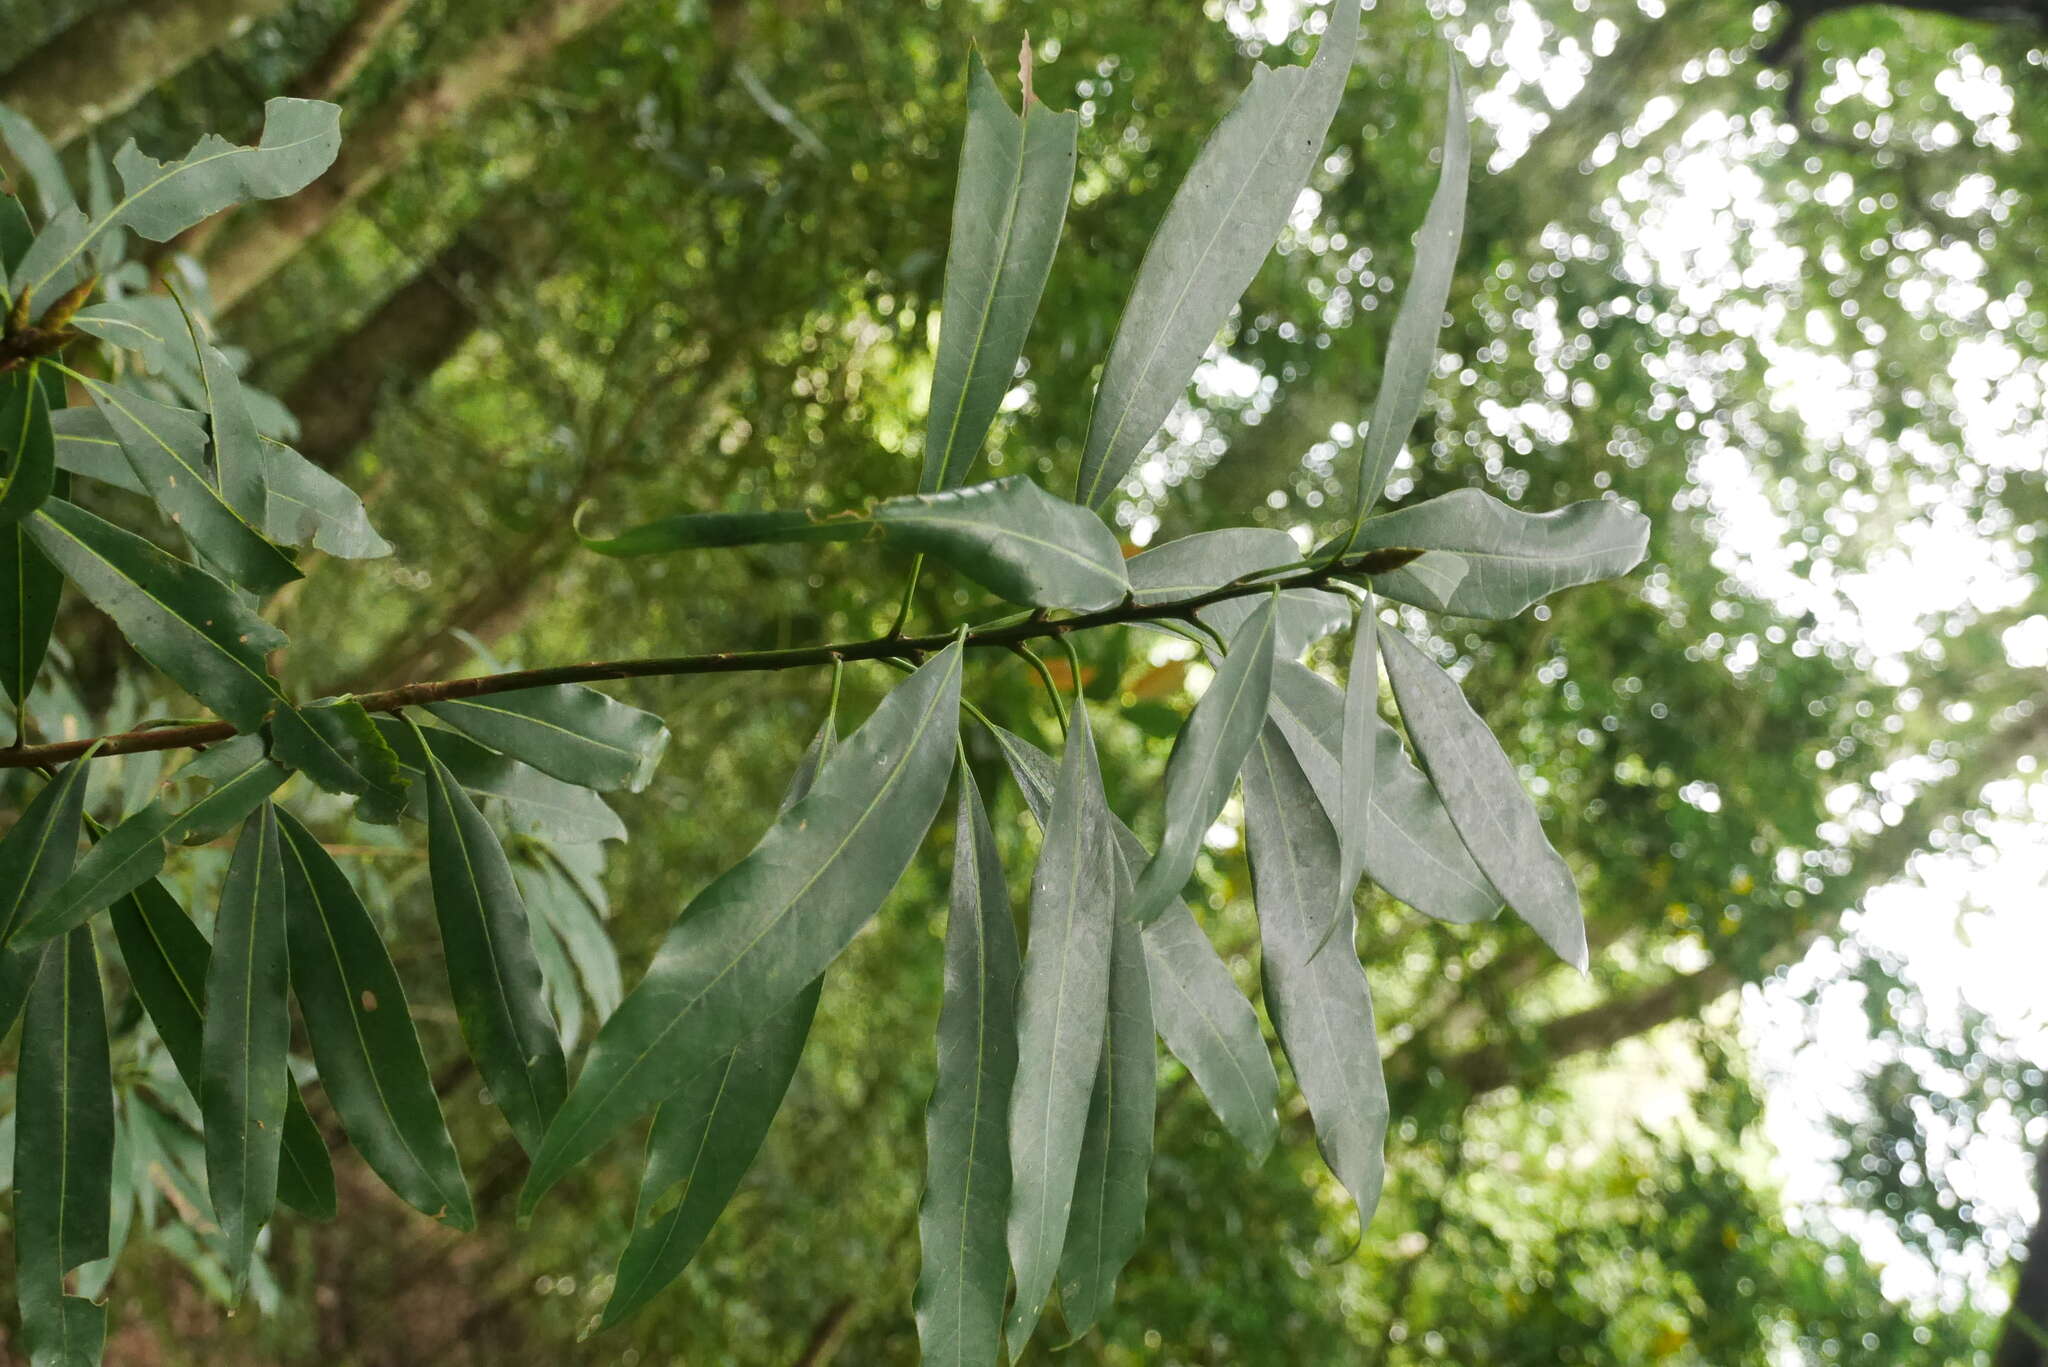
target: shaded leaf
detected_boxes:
[0,105,76,223]
[375,716,625,844]
[50,406,142,492]
[71,296,193,379]
[271,696,409,821]
[1,363,57,525]
[517,853,624,1021]
[177,309,268,521]
[0,518,61,738]
[259,436,391,558]
[0,756,94,993]
[425,683,669,793]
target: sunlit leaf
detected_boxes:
[1337,595,1378,927]
[426,683,669,793]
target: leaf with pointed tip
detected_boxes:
[104,859,333,1219]
[921,53,1078,492]
[913,764,1022,1365]
[426,684,668,793]
[1125,527,1296,605]
[71,296,193,379]
[26,498,287,730]
[178,311,268,521]
[1267,660,1501,926]
[76,377,299,594]
[1378,629,1586,966]
[517,854,623,1022]
[200,805,291,1298]
[14,929,113,1367]
[0,105,76,223]
[1345,489,1651,618]
[0,519,59,740]
[1204,588,1349,662]
[0,188,32,272]
[276,810,474,1229]
[0,756,93,958]
[1127,595,1277,927]
[1004,702,1117,1359]
[1242,725,1388,1227]
[259,436,391,558]
[522,646,962,1217]
[1340,68,1470,532]
[374,717,625,844]
[271,697,409,822]
[583,476,1130,612]
[1056,842,1154,1341]
[1,364,57,525]
[1074,0,1361,509]
[419,740,569,1157]
[990,722,1277,1159]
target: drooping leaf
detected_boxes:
[522,641,962,1218]
[0,187,33,271]
[1,363,57,525]
[1343,488,1652,618]
[199,804,292,1298]
[176,309,268,521]
[418,737,569,1157]
[1074,0,1361,509]
[50,406,141,492]
[258,436,391,558]
[1056,842,1154,1341]
[0,756,94,982]
[70,296,194,379]
[1339,66,1471,533]
[991,722,1277,1158]
[1004,701,1117,1358]
[1267,659,1501,926]
[1337,594,1378,919]
[1204,587,1350,662]
[0,515,61,738]
[1241,724,1388,1227]
[1127,594,1278,927]
[425,683,669,793]
[75,376,299,594]
[1378,629,1587,967]
[516,852,624,1021]
[26,498,286,730]
[0,104,77,222]
[582,475,1131,612]
[375,716,625,844]
[104,860,334,1219]
[71,1094,136,1302]
[270,696,409,822]
[276,810,473,1229]
[14,929,113,1367]
[914,763,1022,1365]
[921,53,1078,492]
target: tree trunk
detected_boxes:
[290,0,418,103]
[0,0,289,148]
[205,0,629,313]
[1995,1137,2048,1367]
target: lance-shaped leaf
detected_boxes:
[105,861,334,1220]
[71,296,194,380]
[1074,0,1361,509]
[1339,67,1470,534]
[177,310,268,521]
[271,696,410,821]
[1127,595,1278,927]
[991,722,1277,1158]
[375,716,625,844]
[1268,660,1501,926]
[0,105,76,223]
[1378,629,1586,966]
[200,804,292,1297]
[259,436,391,558]
[12,99,340,308]
[14,930,113,1367]
[76,377,300,594]
[921,54,1078,492]
[518,853,623,1023]
[1,364,57,525]
[50,407,141,492]
[583,476,1131,613]
[0,518,60,739]
[1057,843,1154,1341]
[1205,588,1349,663]
[0,758,94,1049]
[1126,527,1297,605]
[1337,595,1379,915]
[521,642,962,1216]
[426,684,668,793]
[419,738,569,1157]
[1,188,32,274]
[15,737,289,949]
[604,716,834,1326]
[1005,702,1117,1358]
[26,498,287,730]
[914,764,1022,1365]
[277,810,473,1229]
[1346,488,1651,619]
[1242,725,1388,1226]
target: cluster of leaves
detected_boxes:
[0,3,1657,1362]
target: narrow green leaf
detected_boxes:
[1,504,63,737]
[0,187,33,272]
[277,810,474,1229]
[921,53,1078,492]
[1267,660,1501,926]
[105,861,333,1220]
[25,498,287,730]
[517,853,624,1021]
[419,737,569,1157]
[1340,65,1470,534]
[1242,725,1388,1226]
[200,804,292,1297]
[70,296,193,380]
[583,476,1130,613]
[71,1095,135,1302]
[14,929,113,1367]
[1056,842,1154,1341]
[258,436,392,558]
[1378,629,1587,967]
[991,722,1277,1159]
[1344,488,1651,618]
[0,105,76,222]
[1,364,57,525]
[375,716,625,845]
[1127,595,1278,927]
[0,756,94,986]
[914,764,1022,1365]
[425,684,669,793]
[1075,0,1361,508]
[49,407,142,493]
[1337,594,1378,912]
[1005,702,1117,1359]
[522,642,962,1218]
[271,696,410,821]
[1204,588,1349,662]
[77,377,299,594]
[177,309,268,522]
